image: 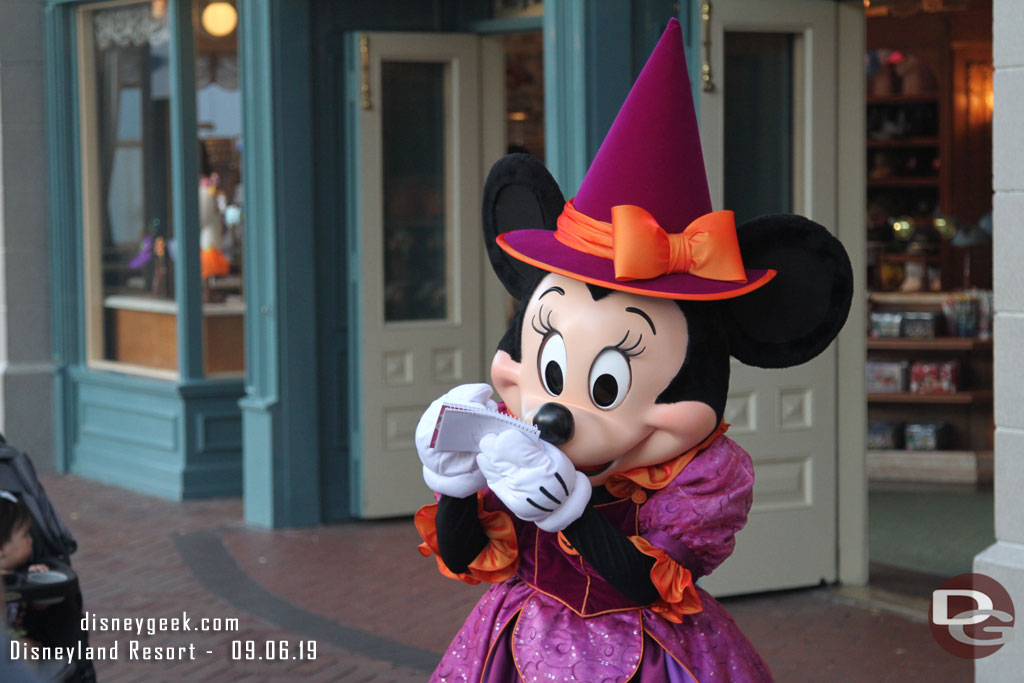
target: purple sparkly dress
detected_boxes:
[426,435,773,683]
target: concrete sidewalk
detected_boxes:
[25,473,969,682]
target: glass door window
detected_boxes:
[723,32,795,223]
[381,62,448,323]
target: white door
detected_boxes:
[349,32,506,518]
[697,0,841,595]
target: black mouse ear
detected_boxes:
[482,153,566,299]
[723,214,853,369]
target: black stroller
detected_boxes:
[0,435,96,682]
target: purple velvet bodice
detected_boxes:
[514,495,641,616]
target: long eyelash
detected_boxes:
[532,305,556,336]
[613,330,645,358]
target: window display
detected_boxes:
[78,0,243,377]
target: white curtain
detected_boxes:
[94,4,169,51]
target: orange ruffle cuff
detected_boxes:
[415,495,519,585]
[630,536,703,623]
[605,422,729,498]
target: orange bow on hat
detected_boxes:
[554,200,748,283]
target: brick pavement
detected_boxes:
[23,473,971,682]
[32,475,427,683]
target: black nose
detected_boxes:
[533,403,574,446]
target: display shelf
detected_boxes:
[868,177,940,188]
[868,291,951,306]
[866,337,992,351]
[866,137,940,148]
[865,5,993,487]
[867,94,940,105]
[867,449,993,485]
[867,390,992,405]
[875,253,940,264]
[866,293,993,484]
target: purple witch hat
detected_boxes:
[497,18,775,300]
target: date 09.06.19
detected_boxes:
[231,639,317,661]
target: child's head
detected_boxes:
[0,491,33,571]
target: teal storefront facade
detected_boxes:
[44,0,697,527]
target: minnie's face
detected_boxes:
[492,273,718,485]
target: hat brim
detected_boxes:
[498,230,776,301]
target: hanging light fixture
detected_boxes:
[201,1,237,38]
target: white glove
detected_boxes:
[476,429,591,533]
[415,383,496,497]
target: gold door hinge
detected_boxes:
[360,34,372,110]
[700,2,715,93]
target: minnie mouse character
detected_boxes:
[414,19,852,682]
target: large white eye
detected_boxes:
[538,333,567,396]
[589,349,631,410]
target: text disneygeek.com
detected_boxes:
[10,611,318,664]
[81,611,239,636]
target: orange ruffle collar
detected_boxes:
[603,422,729,499]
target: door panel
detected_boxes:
[698,0,839,596]
[349,32,503,518]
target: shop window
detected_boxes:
[79,1,175,376]
[77,0,243,378]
